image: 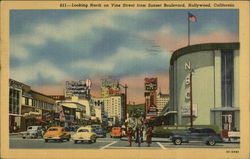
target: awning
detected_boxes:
[36,119,48,124]
[210,107,240,111]
[163,111,177,116]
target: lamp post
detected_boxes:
[119,83,128,122]
[190,69,194,128]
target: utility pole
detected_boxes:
[119,83,128,122]
[124,84,128,121]
[190,69,194,128]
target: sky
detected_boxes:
[10,9,239,104]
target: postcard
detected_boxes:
[0,0,249,159]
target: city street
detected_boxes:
[10,135,239,149]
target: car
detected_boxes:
[72,126,97,144]
[110,127,122,138]
[88,124,102,130]
[43,127,71,142]
[94,127,106,138]
[169,127,222,146]
[64,126,77,136]
[21,126,43,139]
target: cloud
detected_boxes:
[71,47,170,76]
[10,60,69,84]
[147,27,238,52]
[10,10,140,61]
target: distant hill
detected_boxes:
[127,104,145,112]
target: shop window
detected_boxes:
[221,50,234,107]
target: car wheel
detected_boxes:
[91,138,96,143]
[45,139,48,143]
[88,140,92,144]
[60,139,64,142]
[207,139,216,146]
[22,137,26,139]
[74,140,78,144]
[173,138,182,145]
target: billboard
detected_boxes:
[65,80,90,97]
[144,78,158,91]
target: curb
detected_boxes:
[120,137,240,144]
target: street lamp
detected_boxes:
[190,69,194,128]
[119,83,128,122]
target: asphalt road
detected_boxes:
[9,135,240,149]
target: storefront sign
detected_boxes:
[185,61,191,70]
[181,104,197,117]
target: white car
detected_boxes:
[72,127,97,144]
[21,126,43,139]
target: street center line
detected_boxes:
[157,142,166,149]
[100,141,117,149]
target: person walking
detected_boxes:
[127,127,133,147]
[146,127,153,147]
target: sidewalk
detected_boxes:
[10,132,21,136]
[120,137,171,143]
[120,137,239,144]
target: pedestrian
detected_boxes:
[146,127,153,147]
[127,127,133,147]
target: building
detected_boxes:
[168,42,240,132]
[91,97,105,122]
[9,79,56,132]
[9,79,28,132]
[144,78,158,119]
[57,102,86,126]
[64,96,91,118]
[103,96,124,123]
[156,92,169,115]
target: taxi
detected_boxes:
[110,127,122,138]
[43,127,71,142]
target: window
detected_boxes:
[9,88,20,114]
[25,97,29,105]
[221,50,234,107]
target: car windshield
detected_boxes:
[48,128,58,131]
[28,127,37,130]
[78,129,89,133]
[95,128,103,131]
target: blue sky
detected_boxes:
[10,9,239,103]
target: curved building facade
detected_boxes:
[169,42,240,131]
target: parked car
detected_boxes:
[72,126,97,144]
[43,127,71,142]
[228,130,240,141]
[169,127,222,146]
[94,127,106,138]
[110,127,122,138]
[21,126,43,139]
